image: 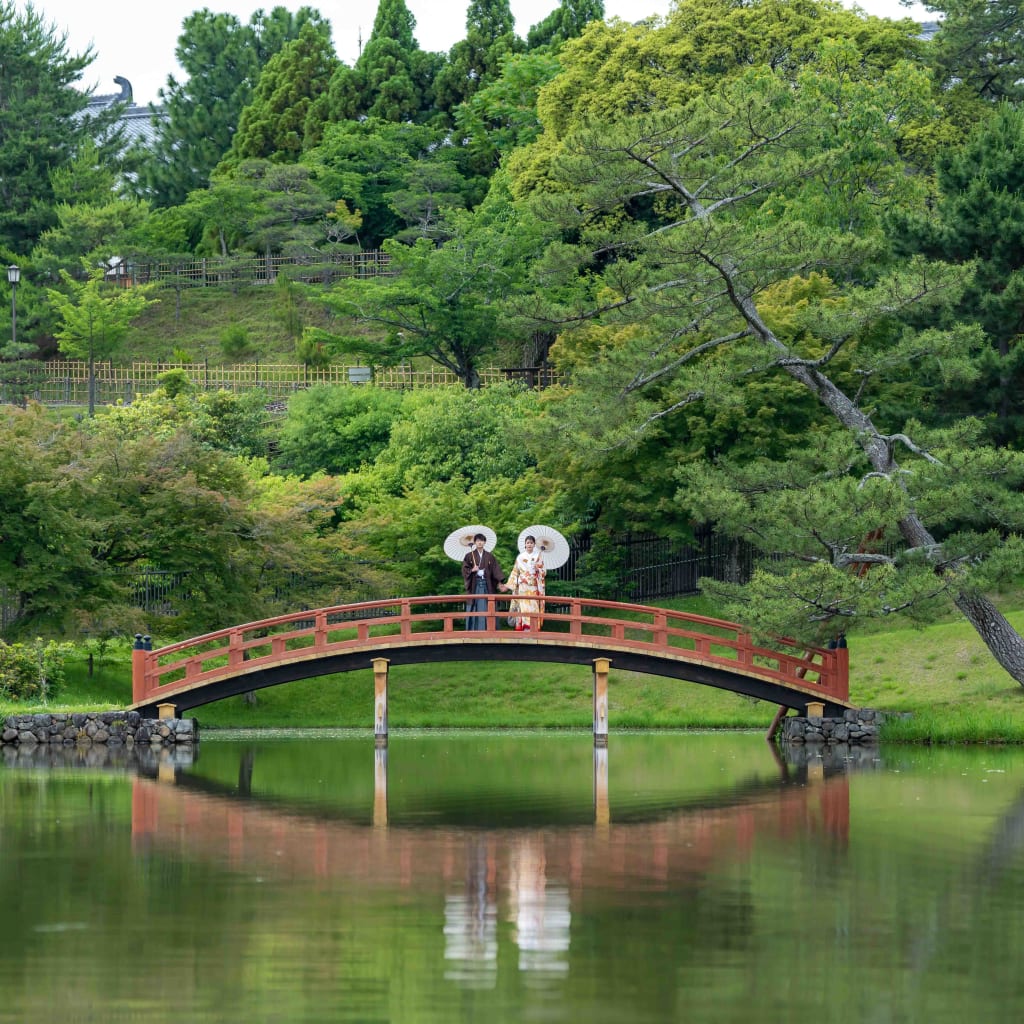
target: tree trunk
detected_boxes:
[953,590,1024,683]
[780,362,1024,685]
[726,287,1024,686]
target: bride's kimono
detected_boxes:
[506,551,546,631]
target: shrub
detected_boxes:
[0,639,75,702]
[220,324,253,360]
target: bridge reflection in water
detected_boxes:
[130,743,852,983]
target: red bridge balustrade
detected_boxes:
[130,596,851,719]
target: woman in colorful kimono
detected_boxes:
[506,535,546,631]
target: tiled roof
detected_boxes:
[84,76,166,148]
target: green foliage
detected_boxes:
[0,638,73,701]
[155,367,193,399]
[134,5,327,207]
[318,195,547,386]
[895,103,1024,445]
[433,0,524,116]
[0,1,125,254]
[509,0,925,196]
[455,50,562,175]
[276,384,404,477]
[326,0,441,125]
[33,145,149,277]
[220,324,253,360]
[225,22,338,165]
[47,270,158,369]
[273,275,304,340]
[526,0,605,50]
[305,119,449,249]
[927,0,1024,102]
[333,384,554,595]
[230,160,334,259]
[294,329,332,368]
[0,395,351,638]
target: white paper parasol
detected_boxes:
[444,524,497,561]
[518,525,570,569]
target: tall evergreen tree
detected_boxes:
[433,0,525,117]
[226,22,338,165]
[926,0,1024,102]
[898,103,1024,446]
[326,0,440,123]
[134,6,327,208]
[0,1,123,253]
[526,0,604,50]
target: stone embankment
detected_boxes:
[780,708,893,745]
[1,711,197,749]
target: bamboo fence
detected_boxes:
[2,361,564,406]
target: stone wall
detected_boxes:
[780,708,894,745]
[1,711,197,749]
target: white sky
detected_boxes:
[20,0,933,106]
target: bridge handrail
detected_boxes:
[133,596,848,708]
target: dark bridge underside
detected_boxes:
[136,641,849,719]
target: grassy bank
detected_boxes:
[4,599,1024,743]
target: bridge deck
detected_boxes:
[130,595,850,717]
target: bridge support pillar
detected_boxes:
[593,658,610,747]
[373,658,389,746]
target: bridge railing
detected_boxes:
[133,596,849,707]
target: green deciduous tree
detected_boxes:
[334,385,550,595]
[276,385,405,477]
[317,193,544,387]
[46,269,157,415]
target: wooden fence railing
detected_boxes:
[130,595,851,712]
[111,250,393,288]
[3,361,565,405]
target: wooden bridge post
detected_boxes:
[131,633,151,706]
[593,657,610,747]
[373,658,389,746]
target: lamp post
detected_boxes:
[7,264,19,350]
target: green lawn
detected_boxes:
[5,598,1024,743]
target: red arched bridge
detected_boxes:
[130,595,851,722]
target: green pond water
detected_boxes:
[1,731,1022,1023]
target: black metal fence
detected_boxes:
[557,529,753,602]
[0,531,754,636]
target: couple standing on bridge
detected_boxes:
[448,524,569,633]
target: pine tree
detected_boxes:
[526,0,605,50]
[0,1,124,253]
[433,0,525,117]
[134,6,327,208]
